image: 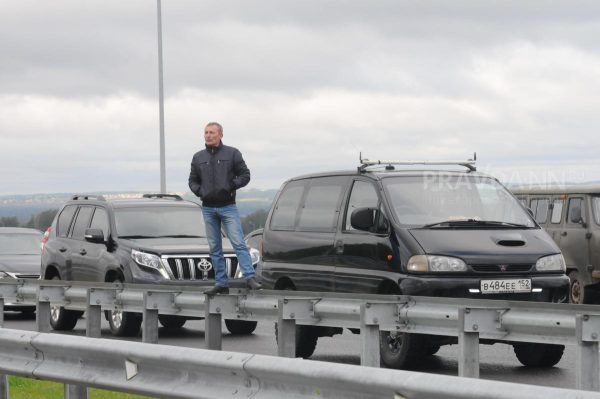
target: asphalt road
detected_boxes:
[1,310,579,390]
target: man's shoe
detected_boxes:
[246,278,263,290]
[205,285,229,295]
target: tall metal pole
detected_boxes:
[157,0,166,193]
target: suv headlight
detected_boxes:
[131,249,170,279]
[250,247,260,266]
[535,254,566,272]
[407,255,467,273]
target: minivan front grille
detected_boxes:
[470,264,532,273]
[161,256,238,281]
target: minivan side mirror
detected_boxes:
[84,228,105,243]
[351,208,377,231]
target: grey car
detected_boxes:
[0,227,43,313]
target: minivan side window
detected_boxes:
[57,205,77,238]
[593,197,600,225]
[344,180,379,231]
[530,198,549,224]
[90,207,109,240]
[270,181,306,231]
[71,206,94,240]
[567,197,585,224]
[551,199,564,224]
[297,177,346,232]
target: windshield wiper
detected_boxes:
[157,235,205,238]
[118,235,160,239]
[422,219,530,229]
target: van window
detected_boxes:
[593,197,600,225]
[551,199,564,224]
[297,177,346,232]
[345,180,379,230]
[567,197,585,224]
[71,206,94,239]
[90,207,109,240]
[270,181,306,231]
[57,205,77,237]
[530,198,549,224]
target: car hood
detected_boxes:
[0,254,41,274]
[408,228,560,264]
[119,237,234,255]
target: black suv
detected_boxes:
[257,159,569,369]
[41,194,258,336]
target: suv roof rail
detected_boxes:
[358,152,477,173]
[71,194,106,201]
[142,193,184,201]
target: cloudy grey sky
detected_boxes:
[1,0,599,195]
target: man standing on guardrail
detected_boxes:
[188,122,263,295]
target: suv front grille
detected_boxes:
[470,264,532,273]
[161,256,238,281]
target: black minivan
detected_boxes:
[257,159,569,368]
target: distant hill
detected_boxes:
[0,189,278,223]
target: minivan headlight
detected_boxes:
[407,255,467,273]
[131,249,170,279]
[535,254,566,272]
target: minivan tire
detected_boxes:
[380,331,426,369]
[513,343,564,367]
[569,270,585,304]
[49,276,82,331]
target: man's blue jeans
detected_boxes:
[202,204,255,288]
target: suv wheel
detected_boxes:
[569,270,585,304]
[49,276,82,331]
[513,343,564,367]
[225,319,257,335]
[158,315,187,330]
[105,277,142,337]
[380,331,426,369]
[274,284,318,358]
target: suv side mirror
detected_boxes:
[84,228,105,243]
[351,208,377,231]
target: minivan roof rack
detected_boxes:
[72,194,106,201]
[358,152,477,173]
[142,193,183,201]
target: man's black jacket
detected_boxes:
[188,143,250,207]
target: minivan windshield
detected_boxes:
[115,206,206,238]
[382,175,535,228]
[0,233,42,254]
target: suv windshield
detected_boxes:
[382,175,535,228]
[0,233,42,254]
[115,206,206,238]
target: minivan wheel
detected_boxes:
[105,277,142,337]
[159,315,187,330]
[49,276,82,331]
[225,320,258,335]
[380,331,425,369]
[569,270,585,304]
[513,343,564,367]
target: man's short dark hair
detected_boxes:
[206,122,223,134]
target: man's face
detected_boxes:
[204,125,223,146]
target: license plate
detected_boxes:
[480,279,531,294]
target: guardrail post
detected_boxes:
[143,292,159,344]
[0,375,7,399]
[86,289,102,338]
[360,303,380,367]
[0,298,4,328]
[205,294,223,350]
[36,295,52,333]
[277,298,296,357]
[576,313,600,391]
[64,384,88,399]
[458,307,480,378]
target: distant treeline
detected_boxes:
[1,208,268,236]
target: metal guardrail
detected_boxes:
[0,327,598,399]
[0,279,600,396]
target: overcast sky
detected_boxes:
[1,1,599,195]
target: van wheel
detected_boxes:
[380,331,426,369]
[423,343,441,356]
[274,283,318,358]
[159,315,187,329]
[49,276,82,331]
[569,270,585,304]
[225,320,257,335]
[513,343,564,367]
[105,277,142,337]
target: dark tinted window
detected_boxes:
[530,198,549,224]
[115,206,205,237]
[345,180,379,230]
[71,206,94,239]
[270,181,306,231]
[567,197,585,224]
[297,177,346,232]
[551,199,564,224]
[90,207,109,240]
[57,205,77,238]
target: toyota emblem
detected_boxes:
[197,258,213,280]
